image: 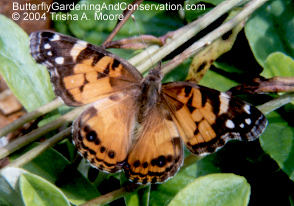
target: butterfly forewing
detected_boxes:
[162,82,267,155]
[30,31,142,106]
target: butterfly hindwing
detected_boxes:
[125,102,183,184]
[30,31,142,106]
[162,82,267,155]
[73,91,138,173]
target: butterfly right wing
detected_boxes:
[30,31,142,106]
[124,100,183,184]
[73,90,138,173]
[162,82,267,155]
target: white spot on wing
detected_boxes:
[55,57,64,64]
[51,34,60,41]
[220,92,230,99]
[240,123,245,128]
[44,43,51,49]
[218,92,231,115]
[47,51,52,56]
[70,43,87,61]
[245,118,251,125]
[244,104,251,114]
[225,119,235,129]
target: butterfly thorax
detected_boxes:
[137,68,162,123]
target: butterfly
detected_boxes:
[29,31,267,184]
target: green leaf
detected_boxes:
[9,143,100,205]
[168,174,250,206]
[184,1,214,22]
[0,167,26,206]
[260,111,294,181]
[20,172,70,206]
[0,197,11,206]
[125,185,150,206]
[149,163,198,206]
[0,15,55,112]
[261,52,294,78]
[245,0,294,68]
[191,0,225,5]
[199,69,238,92]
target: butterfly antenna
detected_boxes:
[131,14,155,69]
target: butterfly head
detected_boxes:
[140,63,163,95]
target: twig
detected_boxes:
[2,127,71,170]
[81,184,145,206]
[0,98,63,137]
[257,92,294,115]
[136,0,247,74]
[161,0,267,75]
[229,76,294,94]
[102,0,144,46]
[0,105,87,159]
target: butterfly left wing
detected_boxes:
[124,102,183,184]
[73,90,139,173]
[30,31,142,106]
[162,82,267,155]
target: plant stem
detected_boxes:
[136,0,247,74]
[102,0,144,46]
[80,184,145,206]
[0,98,63,137]
[2,127,71,170]
[258,92,294,115]
[0,105,86,160]
[162,0,267,75]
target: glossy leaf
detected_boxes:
[0,15,55,112]
[260,111,294,181]
[149,163,198,206]
[258,52,294,181]
[0,197,11,206]
[245,0,294,68]
[0,167,26,206]
[261,52,294,78]
[9,143,100,205]
[20,172,70,206]
[168,174,250,206]
[125,185,150,206]
[199,69,238,92]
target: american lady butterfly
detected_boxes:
[30,31,267,184]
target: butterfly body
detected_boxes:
[30,31,267,184]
